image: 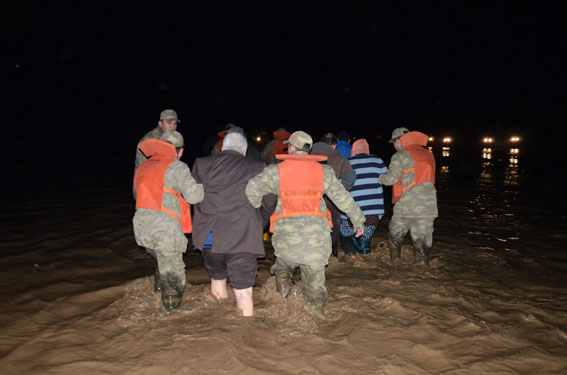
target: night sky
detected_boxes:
[2,3,565,159]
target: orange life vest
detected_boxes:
[134,139,192,233]
[392,131,436,204]
[269,154,333,232]
[272,130,291,154]
[267,129,291,163]
[217,131,227,152]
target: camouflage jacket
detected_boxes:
[134,127,164,172]
[245,158,365,265]
[378,150,438,218]
[133,160,204,253]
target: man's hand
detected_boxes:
[354,228,364,238]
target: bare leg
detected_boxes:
[211,278,228,300]
[233,287,253,317]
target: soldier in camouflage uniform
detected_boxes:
[245,131,365,314]
[134,109,180,172]
[260,127,291,164]
[378,127,438,265]
[133,131,204,313]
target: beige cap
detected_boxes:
[389,127,409,143]
[160,131,184,147]
[284,130,313,150]
[159,109,180,123]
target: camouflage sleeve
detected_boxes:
[378,151,406,186]
[260,140,274,161]
[168,162,204,204]
[323,166,365,230]
[245,165,279,208]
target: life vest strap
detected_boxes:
[162,187,183,221]
[272,210,329,222]
[402,181,417,193]
[278,194,323,200]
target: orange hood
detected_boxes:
[138,139,178,159]
[400,131,428,148]
[273,130,291,141]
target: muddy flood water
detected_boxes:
[1,145,565,374]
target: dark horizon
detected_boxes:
[2,3,565,158]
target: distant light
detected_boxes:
[442,137,452,143]
[510,136,521,142]
[510,148,519,155]
[482,137,494,144]
[255,136,262,142]
[428,136,434,142]
[14,64,20,69]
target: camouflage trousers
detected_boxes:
[388,216,435,246]
[274,257,327,307]
[146,248,186,287]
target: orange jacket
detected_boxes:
[392,131,436,204]
[134,139,192,233]
[269,154,333,232]
[268,129,291,162]
[217,131,227,152]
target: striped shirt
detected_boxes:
[341,154,388,219]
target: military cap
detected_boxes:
[284,130,313,150]
[389,127,410,143]
[160,131,184,147]
[159,109,180,123]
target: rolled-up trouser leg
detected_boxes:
[299,264,327,314]
[388,215,410,261]
[273,257,296,298]
[409,218,435,265]
[154,250,186,313]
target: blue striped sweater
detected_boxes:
[341,154,388,219]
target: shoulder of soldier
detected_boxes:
[139,127,162,144]
[392,149,410,160]
[393,150,414,167]
[168,159,190,174]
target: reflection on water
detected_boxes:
[436,145,544,256]
[509,148,519,165]
[505,148,519,185]
[442,146,450,157]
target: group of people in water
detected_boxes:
[132,109,437,316]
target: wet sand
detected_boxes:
[0,152,566,374]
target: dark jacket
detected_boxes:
[191,150,276,255]
[310,142,356,189]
